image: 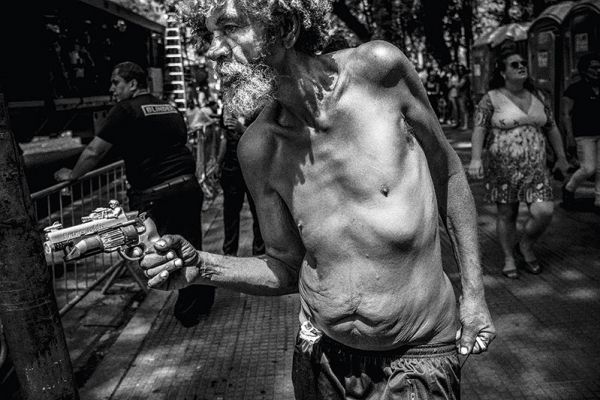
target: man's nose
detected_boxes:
[206,36,231,61]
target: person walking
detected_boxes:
[456,64,471,130]
[468,51,569,279]
[561,53,600,213]
[55,61,215,327]
[215,108,265,256]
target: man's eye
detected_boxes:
[197,31,214,49]
[223,25,239,34]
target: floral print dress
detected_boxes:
[475,89,555,203]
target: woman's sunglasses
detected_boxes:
[509,60,528,69]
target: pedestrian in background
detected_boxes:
[468,51,569,279]
[448,65,460,126]
[55,61,215,326]
[456,64,471,130]
[561,53,600,213]
[215,108,264,256]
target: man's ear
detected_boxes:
[280,13,301,49]
[129,78,139,91]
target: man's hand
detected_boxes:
[224,115,245,133]
[467,159,484,179]
[139,235,208,290]
[456,295,496,355]
[54,168,73,182]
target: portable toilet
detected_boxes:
[471,22,531,105]
[563,0,600,90]
[528,1,576,121]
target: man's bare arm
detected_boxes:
[55,137,113,181]
[141,111,306,295]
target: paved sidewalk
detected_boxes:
[83,127,600,400]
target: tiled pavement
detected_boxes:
[82,127,600,400]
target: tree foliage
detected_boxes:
[125,0,556,67]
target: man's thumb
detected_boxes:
[459,326,477,355]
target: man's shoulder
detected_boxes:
[348,41,410,86]
[237,108,276,173]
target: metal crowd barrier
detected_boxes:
[28,127,222,317]
[189,123,222,207]
[30,161,138,317]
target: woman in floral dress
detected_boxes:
[468,51,569,278]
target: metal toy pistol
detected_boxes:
[43,200,147,262]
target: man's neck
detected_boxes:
[273,50,338,128]
[133,89,149,98]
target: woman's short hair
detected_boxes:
[113,62,148,89]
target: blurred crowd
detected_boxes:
[418,63,472,130]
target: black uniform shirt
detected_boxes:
[97,93,196,190]
[564,80,600,137]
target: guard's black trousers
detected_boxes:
[220,169,264,256]
[129,178,215,328]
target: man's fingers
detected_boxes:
[152,235,179,253]
[144,257,183,278]
[140,252,171,270]
[148,270,170,288]
[471,336,488,354]
[459,328,478,355]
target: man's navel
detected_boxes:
[379,184,390,197]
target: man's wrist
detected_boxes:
[195,250,214,281]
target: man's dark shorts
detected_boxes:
[293,332,459,400]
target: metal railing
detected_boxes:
[30,161,136,317]
[28,126,222,317]
[189,123,222,207]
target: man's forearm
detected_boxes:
[70,148,103,180]
[198,252,299,296]
[561,115,574,140]
[446,171,486,299]
[547,127,567,160]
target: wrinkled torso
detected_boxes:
[258,64,457,351]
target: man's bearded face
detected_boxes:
[215,45,277,119]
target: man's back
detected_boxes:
[98,93,195,190]
[239,42,458,351]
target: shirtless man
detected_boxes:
[140,1,495,398]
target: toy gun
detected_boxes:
[43,201,149,262]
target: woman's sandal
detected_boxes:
[502,267,519,279]
[514,243,542,274]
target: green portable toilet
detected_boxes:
[528,1,576,122]
[471,22,531,105]
[563,0,600,90]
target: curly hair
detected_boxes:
[175,0,332,55]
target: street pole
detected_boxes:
[0,92,79,399]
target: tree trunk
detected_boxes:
[422,0,452,65]
[462,0,474,65]
[0,92,79,399]
[331,0,372,42]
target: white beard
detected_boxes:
[217,60,277,119]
